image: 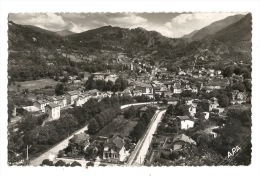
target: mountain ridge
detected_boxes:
[56,29,75,36]
[182,14,245,41]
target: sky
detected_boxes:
[8,12,246,38]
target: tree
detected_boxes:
[217,94,230,108]
[54,160,66,167]
[123,106,136,119]
[70,161,82,167]
[86,162,94,167]
[17,84,21,92]
[55,83,65,96]
[223,66,235,77]
[166,104,175,115]
[231,82,246,92]
[41,159,54,166]
[88,118,100,134]
[180,90,193,97]
[57,150,65,158]
[61,76,69,83]
[150,59,155,66]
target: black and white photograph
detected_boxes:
[1,1,260,176]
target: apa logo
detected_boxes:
[228,146,241,158]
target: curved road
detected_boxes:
[30,102,155,166]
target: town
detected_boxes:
[7,13,252,167]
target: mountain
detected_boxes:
[182,30,198,39]
[8,21,68,51]
[191,14,244,40]
[56,29,75,36]
[174,13,252,63]
[67,25,190,57]
[213,13,251,43]
[213,13,252,61]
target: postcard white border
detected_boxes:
[0,1,259,176]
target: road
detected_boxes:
[120,102,158,110]
[29,125,88,166]
[127,109,166,166]
[29,102,152,166]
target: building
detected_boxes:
[69,133,90,153]
[33,99,48,112]
[45,103,60,120]
[54,96,67,108]
[209,97,219,111]
[203,112,210,120]
[135,82,153,95]
[172,134,196,150]
[188,106,196,117]
[103,136,127,162]
[104,74,119,83]
[65,90,80,105]
[172,83,182,94]
[173,116,194,131]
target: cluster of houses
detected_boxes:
[66,133,128,162]
[21,89,113,121]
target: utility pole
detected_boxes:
[26,145,29,165]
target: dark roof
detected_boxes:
[46,103,60,108]
[35,99,48,104]
[66,90,80,96]
[105,136,125,149]
[70,133,90,146]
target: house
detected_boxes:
[45,103,60,120]
[65,90,80,105]
[167,97,179,105]
[191,85,198,93]
[22,106,41,112]
[178,71,186,76]
[172,83,182,94]
[132,90,142,97]
[33,99,48,112]
[202,126,219,138]
[188,106,196,117]
[209,97,219,111]
[172,134,196,150]
[69,133,90,153]
[203,112,210,120]
[135,82,153,95]
[173,116,194,131]
[54,96,67,108]
[74,93,90,107]
[103,135,127,162]
[105,74,119,83]
[92,72,108,81]
[232,90,248,101]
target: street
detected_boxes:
[29,102,151,166]
[128,109,166,166]
[29,125,88,166]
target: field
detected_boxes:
[91,115,138,139]
[8,79,59,92]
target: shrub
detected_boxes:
[70,161,82,167]
[55,160,66,167]
[86,162,94,167]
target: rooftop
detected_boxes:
[177,116,190,120]
[46,103,60,108]
[173,134,196,145]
